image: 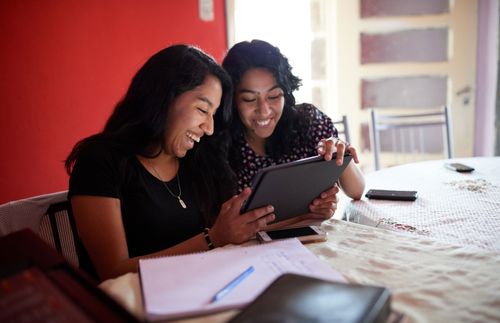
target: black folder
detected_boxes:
[229,273,391,323]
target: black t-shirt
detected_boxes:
[68,142,205,258]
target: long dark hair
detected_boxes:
[66,44,235,224]
[222,39,314,164]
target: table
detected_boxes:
[344,157,500,252]
[99,219,500,322]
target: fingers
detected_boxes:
[334,138,346,166]
[249,213,275,237]
[214,187,276,245]
[316,139,330,161]
[309,185,339,218]
[317,137,336,161]
[318,137,361,165]
[231,188,276,238]
[308,207,336,220]
[219,187,257,217]
[309,198,338,219]
[242,205,275,224]
[311,185,339,205]
[234,210,275,242]
[230,187,252,210]
[319,137,347,165]
[347,145,360,163]
[319,184,340,199]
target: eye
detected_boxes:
[241,97,256,103]
[197,107,208,114]
[268,92,284,101]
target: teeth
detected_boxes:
[186,132,200,142]
[256,119,271,126]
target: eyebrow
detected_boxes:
[197,96,214,108]
[238,85,282,95]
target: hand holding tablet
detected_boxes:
[241,153,352,223]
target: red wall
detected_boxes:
[0,0,228,204]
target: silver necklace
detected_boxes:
[149,161,187,209]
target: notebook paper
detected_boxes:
[138,238,345,321]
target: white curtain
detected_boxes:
[474,0,499,156]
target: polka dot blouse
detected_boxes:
[234,104,338,192]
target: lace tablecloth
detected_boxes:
[344,157,500,252]
[99,219,500,322]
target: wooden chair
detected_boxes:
[369,106,453,170]
[0,191,98,280]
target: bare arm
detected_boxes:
[71,196,215,280]
[338,161,365,200]
[71,188,275,281]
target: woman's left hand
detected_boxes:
[264,185,340,231]
[317,137,360,166]
[308,184,339,219]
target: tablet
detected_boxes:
[241,153,352,223]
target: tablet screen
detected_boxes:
[241,153,352,223]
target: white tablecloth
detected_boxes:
[100,219,500,322]
[344,157,500,252]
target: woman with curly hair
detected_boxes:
[66,45,275,280]
[222,39,365,220]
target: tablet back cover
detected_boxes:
[241,154,352,222]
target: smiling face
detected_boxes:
[163,74,222,158]
[236,68,285,148]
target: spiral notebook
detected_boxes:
[138,239,345,321]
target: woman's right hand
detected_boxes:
[209,187,275,246]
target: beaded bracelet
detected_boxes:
[203,228,215,250]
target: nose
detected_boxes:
[256,97,271,116]
[201,115,214,136]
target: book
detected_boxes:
[229,273,392,323]
[138,238,345,321]
[0,229,139,323]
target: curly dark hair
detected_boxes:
[222,39,315,165]
[65,44,235,224]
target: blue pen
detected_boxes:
[211,266,255,303]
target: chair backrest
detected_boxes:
[332,115,351,143]
[0,192,98,280]
[369,106,453,170]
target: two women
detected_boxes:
[67,41,364,281]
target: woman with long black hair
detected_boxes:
[66,45,275,280]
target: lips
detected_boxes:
[255,118,272,127]
[186,131,201,143]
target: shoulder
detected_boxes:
[71,141,133,178]
[292,103,334,131]
[69,141,134,198]
[294,103,331,122]
[293,103,337,144]
[75,141,115,166]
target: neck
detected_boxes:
[140,152,179,181]
[245,132,267,156]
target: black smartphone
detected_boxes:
[365,189,418,201]
[445,163,475,173]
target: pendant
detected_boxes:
[178,197,187,209]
